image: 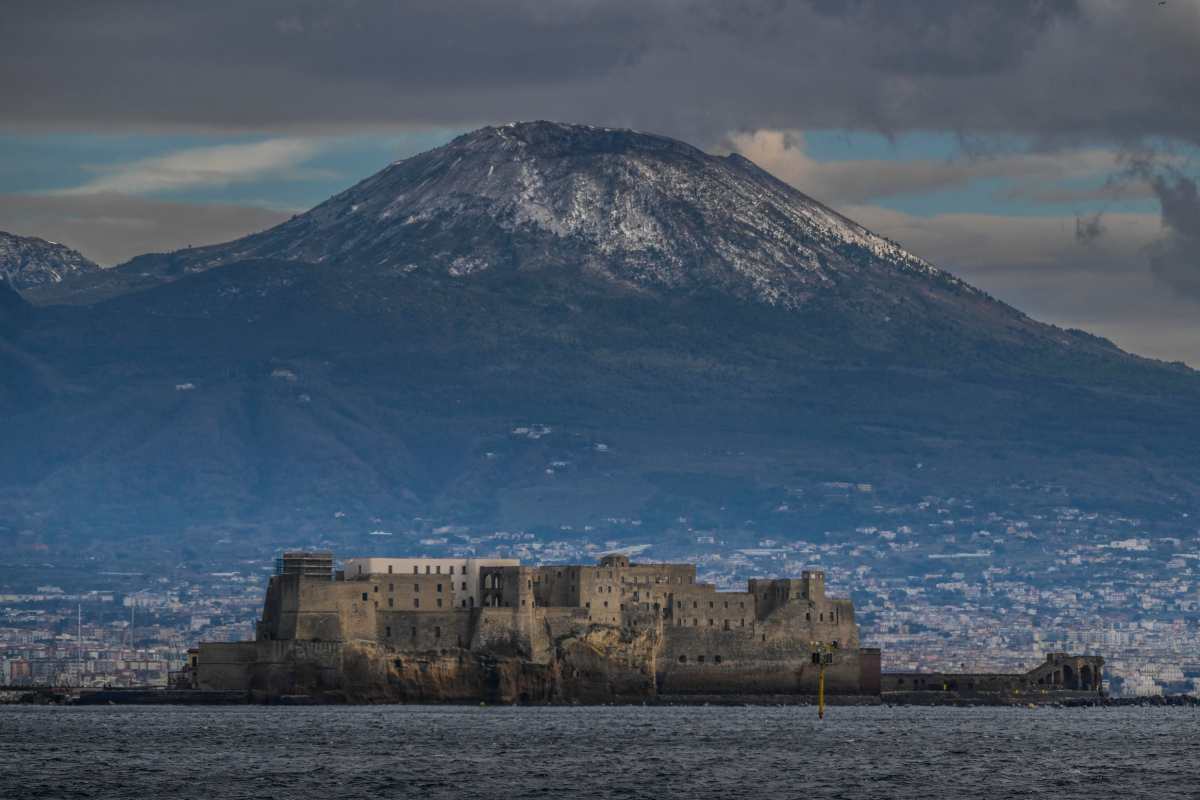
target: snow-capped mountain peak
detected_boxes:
[74,121,963,310]
[0,231,100,290]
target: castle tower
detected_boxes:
[801,570,825,603]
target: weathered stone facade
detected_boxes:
[882,652,1105,705]
[197,552,878,703]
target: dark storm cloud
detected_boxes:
[1074,212,1106,245]
[2,0,1197,147]
[1144,171,1200,301]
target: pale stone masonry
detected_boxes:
[197,552,875,703]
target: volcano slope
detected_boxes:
[6,122,1198,553]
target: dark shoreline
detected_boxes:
[5,688,1198,708]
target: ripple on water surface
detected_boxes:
[0,705,1197,800]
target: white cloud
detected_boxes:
[55,138,324,196]
[842,204,1199,365]
[724,129,1133,206]
[0,193,293,265]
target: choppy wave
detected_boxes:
[0,705,1197,800]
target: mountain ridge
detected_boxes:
[0,230,100,291]
[3,121,1198,558]
[30,122,947,305]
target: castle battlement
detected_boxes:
[198,552,872,703]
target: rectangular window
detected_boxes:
[461,581,466,591]
[361,592,368,601]
[436,565,441,574]
[388,565,393,574]
[425,565,430,574]
[437,598,443,608]
[386,626,391,637]
[437,584,443,593]
[415,584,420,592]
[388,598,394,608]
[450,566,455,575]
[389,583,394,592]
[413,566,418,574]
[414,598,420,608]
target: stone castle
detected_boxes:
[197,551,879,703]
[195,551,1103,704]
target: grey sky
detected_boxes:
[1,0,1197,363]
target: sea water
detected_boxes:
[0,705,1196,799]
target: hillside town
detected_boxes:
[2,492,1197,698]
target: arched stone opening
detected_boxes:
[1080,664,1093,690]
[1062,664,1077,689]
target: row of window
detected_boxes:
[358,563,470,576]
[677,655,724,664]
[675,599,748,610]
[383,625,458,642]
[677,618,749,629]
[370,582,469,595]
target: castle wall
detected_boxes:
[669,590,754,631]
[657,601,862,695]
[361,572,462,612]
[377,610,475,652]
[882,654,1105,700]
[197,640,344,694]
[534,565,583,608]
[256,574,352,642]
[343,557,518,609]
[195,642,259,690]
[207,553,875,702]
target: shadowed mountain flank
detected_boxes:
[4,122,1197,551]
